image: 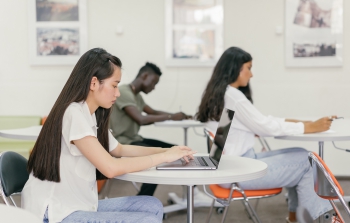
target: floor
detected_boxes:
[3,179,350,222]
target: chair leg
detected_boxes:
[336,194,350,217]
[220,206,231,223]
[131,182,140,192]
[330,200,346,223]
[0,189,11,206]
[9,196,17,207]
[205,199,215,223]
[236,187,261,223]
[241,198,261,223]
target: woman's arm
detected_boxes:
[285,119,311,123]
[73,136,195,178]
[286,116,337,133]
[110,144,167,158]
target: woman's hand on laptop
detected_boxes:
[164,146,196,163]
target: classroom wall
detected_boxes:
[0,0,349,175]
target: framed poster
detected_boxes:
[285,0,343,67]
[28,0,87,65]
[165,0,223,67]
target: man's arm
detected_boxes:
[124,105,171,125]
[144,104,192,119]
[124,105,190,126]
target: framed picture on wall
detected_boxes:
[165,0,223,67]
[285,0,343,67]
[28,0,87,65]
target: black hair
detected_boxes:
[239,83,253,104]
[136,62,162,77]
[196,47,252,122]
[27,48,122,182]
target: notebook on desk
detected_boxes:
[156,107,234,170]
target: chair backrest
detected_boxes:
[308,152,344,199]
[0,151,29,198]
[203,128,215,153]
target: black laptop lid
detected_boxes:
[208,108,234,167]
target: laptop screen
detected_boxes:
[208,107,234,166]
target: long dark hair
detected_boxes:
[196,47,252,122]
[239,83,253,104]
[27,48,122,182]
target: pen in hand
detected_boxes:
[330,117,344,121]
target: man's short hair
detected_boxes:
[136,62,162,77]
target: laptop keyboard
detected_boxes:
[186,157,209,166]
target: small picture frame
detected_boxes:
[28,0,87,65]
[165,0,224,67]
[285,0,343,67]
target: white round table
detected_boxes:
[275,119,350,159]
[0,126,42,141]
[154,120,204,146]
[0,204,41,223]
[115,155,267,223]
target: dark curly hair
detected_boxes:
[136,62,162,77]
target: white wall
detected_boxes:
[0,0,349,175]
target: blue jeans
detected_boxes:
[220,147,332,220]
[44,196,163,223]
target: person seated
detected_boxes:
[196,46,336,223]
[109,62,191,196]
[22,48,195,223]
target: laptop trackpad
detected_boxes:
[157,159,186,167]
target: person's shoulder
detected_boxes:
[65,102,85,117]
[119,84,130,91]
[226,86,247,101]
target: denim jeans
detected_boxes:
[219,147,332,220]
[43,196,163,223]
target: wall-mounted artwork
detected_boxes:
[165,0,223,67]
[285,0,343,67]
[28,0,87,65]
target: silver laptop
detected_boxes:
[156,108,234,170]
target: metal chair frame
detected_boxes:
[202,128,281,223]
[309,152,350,223]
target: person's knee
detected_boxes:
[291,147,307,152]
[147,196,163,212]
[139,214,162,223]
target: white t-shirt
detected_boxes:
[21,101,119,222]
[209,86,304,156]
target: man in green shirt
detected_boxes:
[110,62,191,196]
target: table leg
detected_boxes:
[187,185,194,223]
[319,141,324,159]
[184,127,188,146]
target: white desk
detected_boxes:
[154,120,204,146]
[115,155,267,223]
[0,204,41,223]
[0,126,42,141]
[275,119,350,159]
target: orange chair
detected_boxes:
[308,152,350,223]
[41,116,47,125]
[203,128,282,223]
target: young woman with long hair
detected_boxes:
[196,47,335,222]
[22,48,195,223]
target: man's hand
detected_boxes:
[171,112,192,120]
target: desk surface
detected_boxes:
[0,126,42,140]
[0,204,41,223]
[275,119,350,141]
[154,120,204,128]
[115,155,267,185]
